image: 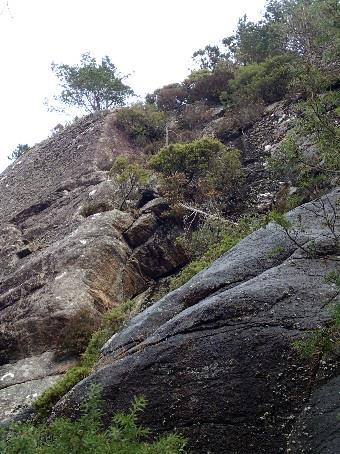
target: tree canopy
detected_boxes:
[51,53,134,113]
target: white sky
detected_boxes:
[0,0,266,174]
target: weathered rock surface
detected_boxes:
[0,352,75,423]
[124,213,158,247]
[0,112,187,422]
[225,100,295,216]
[53,189,340,453]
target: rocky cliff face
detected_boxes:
[53,189,340,453]
[1,103,339,453]
[0,112,186,422]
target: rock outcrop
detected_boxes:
[0,112,186,422]
[53,189,340,453]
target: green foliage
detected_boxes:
[34,300,137,418]
[269,210,293,231]
[294,302,340,358]
[166,215,264,292]
[51,53,133,113]
[150,137,242,204]
[147,62,233,110]
[116,104,166,146]
[184,62,234,104]
[281,0,340,68]
[176,216,233,260]
[325,271,340,287]
[294,270,340,358]
[221,0,339,67]
[150,137,223,179]
[192,45,229,70]
[227,54,296,105]
[1,385,186,453]
[270,89,340,191]
[146,83,187,111]
[222,11,285,65]
[293,328,333,358]
[110,155,151,209]
[8,143,29,161]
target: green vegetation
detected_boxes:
[51,53,133,113]
[150,137,242,204]
[184,62,233,104]
[148,0,339,116]
[34,300,136,418]
[110,154,151,209]
[325,270,340,287]
[294,271,340,358]
[270,88,340,193]
[8,143,29,161]
[161,215,264,294]
[226,54,296,105]
[1,385,186,453]
[294,302,340,358]
[266,245,286,257]
[116,104,166,146]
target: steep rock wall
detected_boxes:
[0,112,186,422]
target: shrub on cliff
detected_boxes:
[116,104,166,146]
[269,88,340,194]
[154,215,264,299]
[224,54,296,106]
[184,62,233,104]
[1,385,186,453]
[146,83,187,111]
[109,154,151,209]
[149,137,242,204]
[146,63,233,110]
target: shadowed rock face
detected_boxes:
[0,112,187,422]
[52,189,340,454]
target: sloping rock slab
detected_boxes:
[52,189,340,453]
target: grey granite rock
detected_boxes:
[52,189,340,454]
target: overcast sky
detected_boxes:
[0,0,266,173]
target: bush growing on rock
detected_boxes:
[294,272,340,358]
[225,54,296,106]
[155,215,264,298]
[116,104,166,146]
[149,137,242,204]
[146,63,233,111]
[184,62,233,104]
[146,83,187,111]
[110,155,151,210]
[269,89,340,194]
[178,103,211,130]
[1,385,186,453]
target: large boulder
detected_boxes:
[52,189,340,453]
